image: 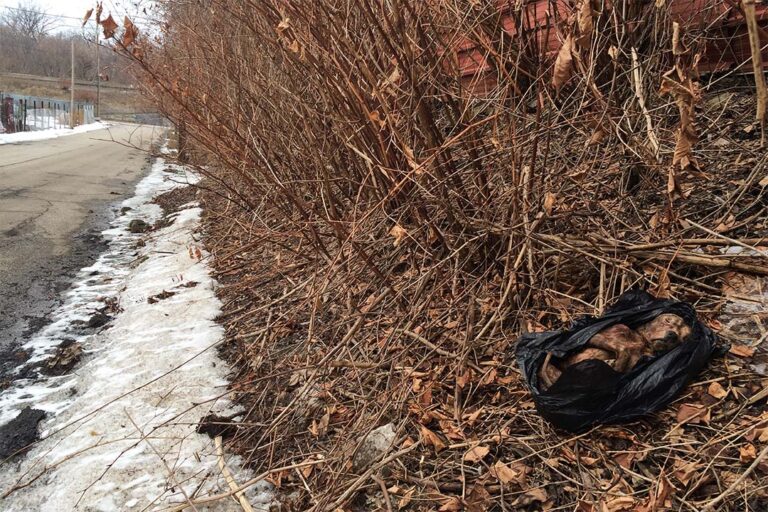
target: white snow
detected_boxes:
[0,122,110,145]
[0,156,272,511]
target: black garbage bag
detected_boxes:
[516,289,726,432]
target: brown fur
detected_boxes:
[538,314,691,390]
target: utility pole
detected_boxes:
[70,38,75,128]
[95,23,100,119]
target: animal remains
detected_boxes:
[539,314,692,390]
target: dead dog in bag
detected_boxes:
[538,313,693,390]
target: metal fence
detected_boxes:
[0,92,95,134]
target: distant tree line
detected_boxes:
[0,2,135,84]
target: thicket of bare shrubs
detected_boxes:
[112,0,768,509]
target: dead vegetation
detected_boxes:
[103,0,768,509]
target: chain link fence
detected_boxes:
[0,92,94,133]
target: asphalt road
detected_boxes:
[0,123,164,371]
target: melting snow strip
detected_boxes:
[0,155,273,511]
[0,122,112,145]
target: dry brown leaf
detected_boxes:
[397,488,414,509]
[614,451,637,469]
[123,16,138,47]
[438,419,463,441]
[513,487,548,507]
[730,344,756,358]
[390,224,408,247]
[438,497,462,511]
[638,475,672,512]
[288,39,300,53]
[715,214,736,233]
[577,0,594,47]
[676,403,710,425]
[479,367,497,386]
[420,424,446,452]
[653,267,672,298]
[456,369,473,389]
[309,411,330,437]
[82,8,93,27]
[740,443,757,463]
[465,484,492,512]
[759,175,768,187]
[660,61,702,190]
[543,192,557,215]
[490,460,521,485]
[707,381,728,399]
[553,35,575,90]
[463,408,483,426]
[101,14,118,39]
[603,496,636,511]
[387,67,402,86]
[368,111,385,129]
[589,124,608,145]
[463,444,490,463]
[673,459,698,485]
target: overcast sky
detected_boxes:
[0,0,150,32]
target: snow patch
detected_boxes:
[0,122,111,145]
[0,157,269,510]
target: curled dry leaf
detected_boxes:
[419,424,446,452]
[603,496,636,511]
[390,224,408,247]
[638,475,672,512]
[82,8,93,27]
[438,497,462,511]
[740,443,757,463]
[707,381,728,399]
[490,460,521,485]
[659,67,702,175]
[100,14,118,39]
[543,192,557,215]
[397,488,414,509]
[553,35,575,90]
[614,451,637,469]
[576,0,594,48]
[123,17,138,48]
[673,458,698,485]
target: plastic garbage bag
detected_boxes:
[516,289,726,432]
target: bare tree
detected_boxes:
[0,1,55,41]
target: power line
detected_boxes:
[0,4,157,25]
